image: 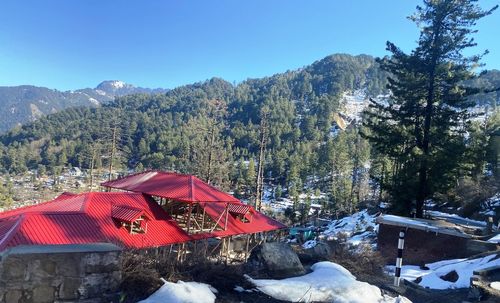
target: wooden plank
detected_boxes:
[224,203,229,230]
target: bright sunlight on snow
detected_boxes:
[387,254,500,289]
[138,279,217,303]
[246,261,411,303]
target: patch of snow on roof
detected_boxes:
[378,215,440,232]
[246,261,411,303]
[426,210,486,227]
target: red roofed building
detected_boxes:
[101,170,240,203]
[0,192,191,251]
[0,172,286,254]
[101,171,286,236]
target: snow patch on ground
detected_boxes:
[139,280,217,303]
[246,261,411,303]
[302,239,317,249]
[321,210,377,246]
[379,202,391,209]
[487,233,500,243]
[480,193,500,216]
[386,254,500,290]
[490,281,500,291]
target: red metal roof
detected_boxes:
[0,192,192,251]
[0,189,286,251]
[101,170,241,203]
[191,202,287,240]
[0,194,86,219]
[112,205,146,223]
[228,204,251,216]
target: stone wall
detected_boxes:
[0,243,122,303]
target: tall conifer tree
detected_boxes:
[364,0,497,217]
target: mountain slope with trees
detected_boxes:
[0,80,168,132]
[0,51,498,217]
[0,54,387,206]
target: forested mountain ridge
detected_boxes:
[0,80,168,132]
[0,54,386,183]
[0,53,498,214]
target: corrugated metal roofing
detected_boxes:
[0,192,192,251]
[228,204,251,216]
[0,175,286,251]
[111,205,145,223]
[101,170,241,203]
[0,194,87,219]
[191,202,287,240]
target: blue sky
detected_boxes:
[0,0,498,91]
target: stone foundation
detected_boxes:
[0,244,122,303]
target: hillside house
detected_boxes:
[376,214,497,264]
[0,171,286,259]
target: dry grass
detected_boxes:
[120,247,248,302]
[327,242,386,280]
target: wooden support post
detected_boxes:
[224,203,229,230]
[182,243,187,263]
[245,234,250,259]
[219,238,225,259]
[201,205,206,231]
[226,236,231,264]
[186,203,193,233]
[176,244,181,262]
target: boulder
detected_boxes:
[246,243,305,278]
[310,241,333,260]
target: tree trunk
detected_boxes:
[416,19,442,218]
[206,123,216,184]
[108,125,117,183]
[255,110,268,211]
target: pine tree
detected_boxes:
[364,0,497,217]
[246,158,256,198]
[329,132,353,214]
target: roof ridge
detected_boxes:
[192,175,240,203]
[0,214,25,251]
[101,169,156,186]
[0,192,85,218]
[81,192,92,213]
